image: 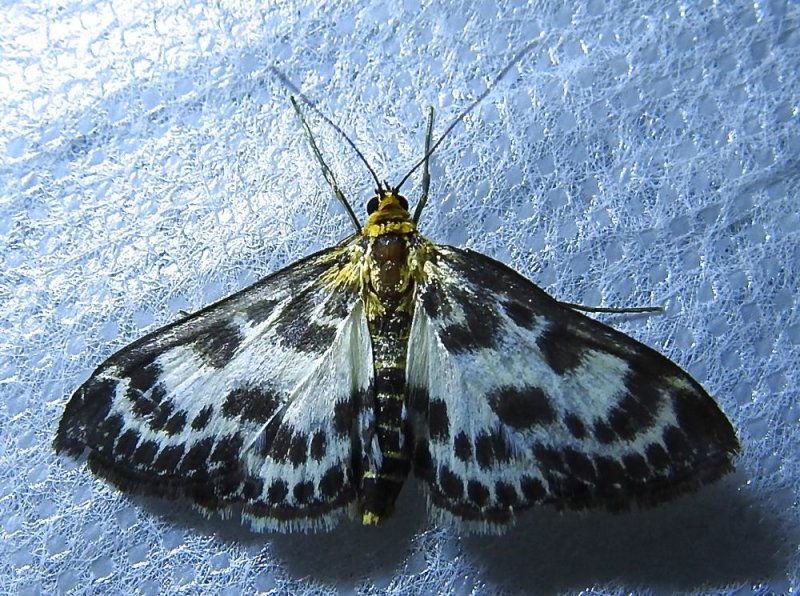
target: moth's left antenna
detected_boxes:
[289,96,362,231]
[270,67,383,195]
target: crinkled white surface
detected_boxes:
[1,1,798,594]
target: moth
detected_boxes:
[55,49,739,533]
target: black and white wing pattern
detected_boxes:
[406,245,739,531]
[55,246,374,532]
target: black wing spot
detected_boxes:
[153,444,184,472]
[180,438,214,474]
[489,385,556,429]
[563,448,597,482]
[191,320,244,368]
[593,419,617,445]
[274,287,339,354]
[321,290,353,319]
[333,399,354,437]
[55,378,117,456]
[662,425,692,461]
[593,456,629,495]
[603,368,662,441]
[278,312,336,353]
[127,361,167,418]
[428,399,450,441]
[420,284,448,319]
[191,405,214,431]
[557,476,592,504]
[126,358,162,401]
[114,429,140,460]
[242,477,265,501]
[622,453,651,479]
[564,414,588,439]
[532,444,568,476]
[267,480,289,504]
[440,322,497,353]
[645,442,670,470]
[423,275,503,353]
[288,433,308,467]
[319,467,345,499]
[310,431,327,461]
[82,377,116,411]
[221,386,280,423]
[130,386,168,418]
[494,481,519,507]
[164,411,187,436]
[453,431,472,462]
[520,476,547,502]
[268,425,293,462]
[467,480,490,507]
[607,391,657,442]
[244,299,280,325]
[672,386,739,454]
[58,376,116,437]
[293,481,315,504]
[147,398,175,431]
[210,434,243,465]
[536,321,587,375]
[439,466,464,500]
[504,299,538,329]
[474,432,512,469]
[132,440,159,467]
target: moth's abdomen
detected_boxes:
[361,315,412,524]
[360,232,415,524]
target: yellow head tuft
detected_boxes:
[362,192,415,233]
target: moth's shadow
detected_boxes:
[152,472,787,592]
[465,472,789,593]
[149,484,427,582]
[265,491,426,584]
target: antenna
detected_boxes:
[394,37,542,193]
[290,97,362,231]
[270,67,383,192]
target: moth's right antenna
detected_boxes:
[395,37,542,194]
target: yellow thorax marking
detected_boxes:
[362,192,416,237]
[362,511,382,525]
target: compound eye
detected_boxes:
[397,195,408,210]
[366,196,380,215]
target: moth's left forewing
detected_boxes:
[406,245,739,532]
[55,245,374,532]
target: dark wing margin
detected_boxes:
[406,245,739,531]
[55,245,373,532]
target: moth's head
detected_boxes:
[364,189,410,227]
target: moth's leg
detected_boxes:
[560,302,664,314]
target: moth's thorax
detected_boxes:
[354,191,429,317]
[365,234,413,299]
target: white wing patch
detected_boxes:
[406,245,738,532]
[55,246,373,532]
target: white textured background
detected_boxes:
[1,1,798,594]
